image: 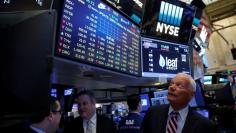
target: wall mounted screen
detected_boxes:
[55,0,141,76]
[141,37,191,78]
[141,0,195,44]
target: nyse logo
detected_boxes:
[156,1,183,36]
[159,55,178,70]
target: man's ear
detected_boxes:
[48,112,54,121]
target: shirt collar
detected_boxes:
[30,125,46,133]
[168,105,189,121]
[89,112,96,125]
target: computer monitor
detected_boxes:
[217,75,228,84]
[151,90,169,106]
[204,82,235,106]
[203,75,213,85]
[55,0,141,76]
[141,37,191,78]
[64,88,73,96]
[51,88,57,98]
[140,94,151,111]
[104,0,146,25]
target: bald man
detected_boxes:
[141,73,216,133]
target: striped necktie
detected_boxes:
[86,119,93,133]
[166,111,179,133]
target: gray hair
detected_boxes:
[175,73,196,92]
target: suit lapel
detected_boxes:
[157,105,169,133]
[182,108,195,133]
[96,114,101,133]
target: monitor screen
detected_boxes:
[204,82,235,106]
[218,76,228,83]
[141,37,191,78]
[203,75,212,85]
[104,0,146,25]
[55,0,141,76]
[141,0,195,44]
[151,90,169,106]
[64,88,73,96]
[51,88,57,98]
[140,94,151,111]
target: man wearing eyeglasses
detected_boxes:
[25,97,62,133]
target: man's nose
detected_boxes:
[169,84,176,91]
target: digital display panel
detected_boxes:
[140,94,150,111]
[51,88,57,98]
[141,0,195,44]
[151,90,169,106]
[141,37,190,78]
[204,75,212,85]
[104,0,146,25]
[55,0,141,76]
[64,88,73,96]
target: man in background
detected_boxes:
[142,73,216,133]
[25,97,62,133]
[64,90,116,133]
[119,95,143,133]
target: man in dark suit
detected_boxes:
[64,90,117,133]
[24,97,62,133]
[141,73,216,133]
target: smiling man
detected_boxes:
[141,73,216,133]
[64,90,116,133]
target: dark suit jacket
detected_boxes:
[64,114,117,133]
[141,104,216,133]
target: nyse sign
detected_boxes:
[156,1,183,37]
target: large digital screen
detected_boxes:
[141,0,195,44]
[55,0,141,76]
[104,0,146,25]
[141,37,191,78]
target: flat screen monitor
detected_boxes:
[141,0,196,44]
[203,75,212,85]
[204,82,235,106]
[104,0,146,25]
[64,88,73,96]
[51,88,57,98]
[140,94,151,111]
[151,90,169,106]
[141,37,191,78]
[55,0,141,76]
[151,97,169,106]
[218,75,228,84]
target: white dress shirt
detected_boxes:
[167,106,189,133]
[83,113,97,133]
[30,125,46,133]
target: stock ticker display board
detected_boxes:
[55,0,141,76]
